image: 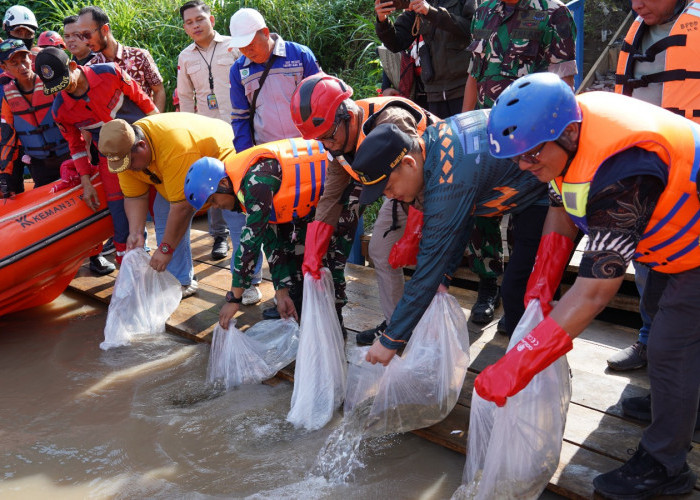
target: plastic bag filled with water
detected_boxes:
[453,300,572,500]
[287,269,347,431]
[207,318,300,389]
[101,248,182,350]
[344,346,386,423]
[346,292,470,437]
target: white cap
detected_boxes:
[228,8,266,49]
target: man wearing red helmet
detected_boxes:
[37,31,66,49]
[291,73,437,345]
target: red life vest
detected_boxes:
[225,138,327,223]
[550,92,700,273]
[615,0,700,123]
[2,76,69,159]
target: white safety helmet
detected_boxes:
[3,6,38,33]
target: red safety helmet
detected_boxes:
[37,31,66,49]
[290,73,353,139]
[172,88,179,107]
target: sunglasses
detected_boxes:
[512,142,546,165]
[75,28,100,41]
[317,120,341,142]
[0,39,26,52]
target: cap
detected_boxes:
[0,38,29,62]
[35,47,70,95]
[98,119,136,173]
[228,8,266,49]
[353,123,414,205]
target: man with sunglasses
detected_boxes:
[477,72,700,498]
[98,115,236,298]
[77,6,166,112]
[37,47,158,266]
[291,73,439,346]
[350,114,546,366]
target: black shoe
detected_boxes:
[262,306,281,320]
[593,445,697,499]
[470,278,500,325]
[337,307,347,340]
[356,321,387,346]
[89,255,115,276]
[99,237,115,256]
[211,236,229,260]
[622,393,700,430]
[607,341,648,371]
[496,316,508,336]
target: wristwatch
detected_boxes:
[225,291,243,303]
[159,242,173,255]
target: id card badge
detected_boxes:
[206,94,218,110]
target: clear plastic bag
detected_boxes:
[343,292,470,437]
[100,248,182,350]
[453,300,572,500]
[207,318,300,389]
[287,269,347,431]
[344,346,386,422]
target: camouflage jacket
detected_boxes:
[468,0,577,108]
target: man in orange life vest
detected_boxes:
[479,72,700,498]
[184,138,347,329]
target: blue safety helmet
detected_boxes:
[184,157,228,210]
[486,72,582,159]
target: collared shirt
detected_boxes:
[177,32,241,123]
[88,42,163,100]
[468,0,577,108]
[229,33,320,151]
[52,63,157,177]
[116,112,235,202]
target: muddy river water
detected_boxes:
[0,291,562,499]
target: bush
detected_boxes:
[21,0,383,108]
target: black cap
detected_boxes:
[353,123,414,205]
[35,47,70,95]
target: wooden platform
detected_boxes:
[68,222,700,499]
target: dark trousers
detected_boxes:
[641,265,700,474]
[28,153,68,187]
[500,205,549,336]
[427,97,463,120]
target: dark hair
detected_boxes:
[63,15,79,27]
[179,0,210,20]
[78,6,110,28]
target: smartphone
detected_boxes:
[391,0,410,9]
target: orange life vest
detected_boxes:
[615,0,700,123]
[335,96,436,180]
[225,138,327,223]
[549,92,700,273]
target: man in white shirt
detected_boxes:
[176,0,263,305]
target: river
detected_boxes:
[0,291,562,499]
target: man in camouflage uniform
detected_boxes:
[461,0,577,335]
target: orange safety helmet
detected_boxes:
[290,73,353,139]
[37,30,66,49]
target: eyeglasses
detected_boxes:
[317,120,341,142]
[512,142,546,165]
[75,28,100,41]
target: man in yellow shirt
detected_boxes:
[98,113,236,297]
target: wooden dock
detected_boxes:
[68,221,700,499]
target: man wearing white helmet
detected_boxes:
[3,6,38,50]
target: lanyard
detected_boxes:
[196,41,218,92]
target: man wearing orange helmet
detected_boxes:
[291,73,437,345]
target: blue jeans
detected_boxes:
[207,207,230,238]
[153,193,194,286]
[633,261,652,345]
[221,209,262,285]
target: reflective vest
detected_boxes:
[335,96,437,180]
[615,0,700,123]
[2,76,69,159]
[225,138,327,223]
[549,92,700,273]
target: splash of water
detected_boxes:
[312,420,366,484]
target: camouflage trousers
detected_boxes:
[465,215,505,280]
[265,187,360,310]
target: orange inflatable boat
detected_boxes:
[0,174,113,317]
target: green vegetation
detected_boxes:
[19,0,383,103]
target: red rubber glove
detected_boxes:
[524,232,574,315]
[474,315,573,407]
[389,206,423,269]
[302,221,335,279]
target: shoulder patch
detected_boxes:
[240,68,249,79]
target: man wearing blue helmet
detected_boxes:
[478,71,700,499]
